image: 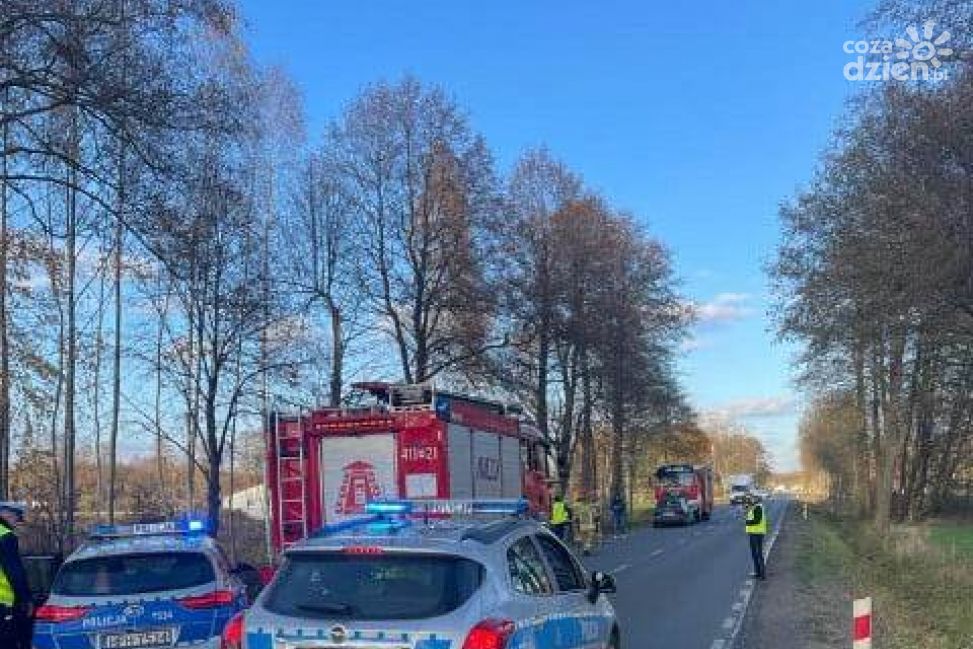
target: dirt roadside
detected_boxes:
[736,508,850,649]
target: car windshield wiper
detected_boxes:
[295,602,355,616]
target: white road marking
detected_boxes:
[610,563,630,575]
[649,548,664,558]
[710,500,792,649]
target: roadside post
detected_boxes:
[853,597,872,648]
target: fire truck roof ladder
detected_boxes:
[275,410,308,550]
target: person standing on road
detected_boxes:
[745,495,768,580]
[610,493,627,536]
[0,502,32,649]
[550,494,571,541]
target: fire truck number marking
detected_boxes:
[402,445,438,462]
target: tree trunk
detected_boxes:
[853,336,869,517]
[155,278,166,495]
[186,301,196,510]
[48,230,65,553]
[93,260,106,513]
[329,300,343,407]
[579,349,595,498]
[205,377,221,537]
[536,324,549,446]
[875,330,906,535]
[63,110,79,545]
[610,378,624,500]
[0,97,10,501]
[108,148,124,524]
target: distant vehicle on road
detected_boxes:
[653,464,713,525]
[33,519,249,649]
[227,498,620,649]
[727,474,756,505]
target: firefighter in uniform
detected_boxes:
[0,502,31,649]
[745,495,768,580]
[550,495,571,541]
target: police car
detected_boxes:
[33,519,248,649]
[227,499,619,649]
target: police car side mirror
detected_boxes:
[588,571,616,603]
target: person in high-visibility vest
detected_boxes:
[550,495,571,541]
[744,495,768,580]
[0,502,31,649]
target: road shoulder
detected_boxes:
[736,506,848,649]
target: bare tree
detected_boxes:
[327,77,502,383]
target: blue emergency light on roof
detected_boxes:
[314,515,382,537]
[364,500,414,515]
[364,498,529,517]
[89,517,208,539]
[312,498,528,539]
[410,498,529,516]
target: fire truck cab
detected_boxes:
[266,383,552,552]
[653,463,714,526]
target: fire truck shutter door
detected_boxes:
[320,435,397,523]
[447,424,473,499]
[472,431,502,499]
[500,436,521,499]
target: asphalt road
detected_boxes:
[584,499,789,649]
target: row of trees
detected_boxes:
[1,1,695,548]
[773,5,973,530]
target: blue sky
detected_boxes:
[237,0,879,471]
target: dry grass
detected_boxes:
[799,506,973,649]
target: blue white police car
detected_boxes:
[227,499,619,649]
[33,520,248,649]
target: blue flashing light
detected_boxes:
[410,498,529,516]
[470,499,529,515]
[365,500,414,515]
[365,518,412,534]
[88,517,209,539]
[314,515,382,538]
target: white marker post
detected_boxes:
[853,597,872,648]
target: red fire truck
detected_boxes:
[653,463,714,526]
[266,382,553,551]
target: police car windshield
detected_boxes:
[265,552,483,621]
[52,552,216,597]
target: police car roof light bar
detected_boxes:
[89,518,208,539]
[364,500,414,515]
[406,498,530,517]
[314,515,383,538]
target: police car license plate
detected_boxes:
[99,629,175,649]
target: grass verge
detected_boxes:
[797,506,973,649]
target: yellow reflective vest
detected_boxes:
[551,501,569,525]
[0,525,14,606]
[745,503,768,535]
